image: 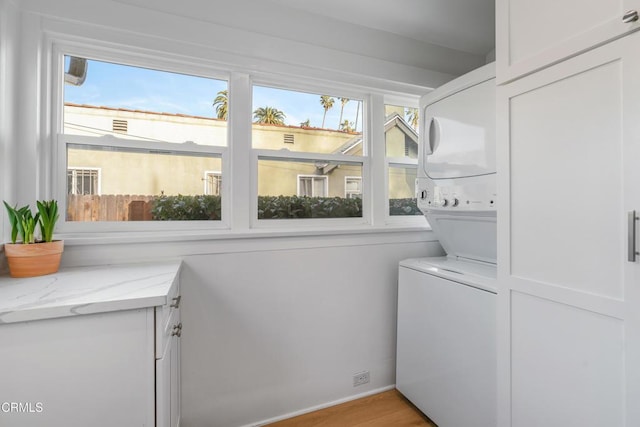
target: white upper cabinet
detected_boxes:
[496,0,640,83]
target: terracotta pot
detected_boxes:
[3,240,64,278]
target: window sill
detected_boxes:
[57,223,434,247]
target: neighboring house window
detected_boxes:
[253,85,365,221]
[345,176,362,199]
[298,175,328,197]
[204,171,222,196]
[67,168,100,195]
[384,104,422,217]
[60,55,227,224]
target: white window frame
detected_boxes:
[252,150,368,228]
[204,171,222,196]
[67,167,101,195]
[344,176,362,199]
[57,134,227,232]
[51,43,231,233]
[297,174,329,197]
[33,31,429,240]
[250,79,371,229]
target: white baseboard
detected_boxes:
[242,385,397,427]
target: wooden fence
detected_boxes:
[67,195,154,222]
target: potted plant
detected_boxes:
[3,200,63,278]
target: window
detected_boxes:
[252,85,365,221]
[298,175,328,197]
[345,176,362,199]
[384,104,422,217]
[67,168,100,195]
[204,171,222,196]
[48,44,428,234]
[60,56,227,223]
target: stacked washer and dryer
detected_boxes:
[396,63,497,427]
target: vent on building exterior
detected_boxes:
[113,119,128,134]
[284,134,294,144]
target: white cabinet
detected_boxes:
[0,263,182,427]
[496,0,640,83]
[497,28,640,427]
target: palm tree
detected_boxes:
[253,106,286,125]
[320,95,335,128]
[338,98,349,127]
[406,108,419,130]
[212,90,228,120]
[300,119,311,127]
[340,120,354,132]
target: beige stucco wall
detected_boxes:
[68,147,222,195]
[64,105,415,198]
[389,165,416,199]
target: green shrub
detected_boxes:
[149,195,417,220]
[389,198,422,216]
[151,194,222,221]
[258,195,362,219]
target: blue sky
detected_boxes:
[64,57,363,131]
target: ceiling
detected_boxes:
[264,0,495,56]
[113,0,493,79]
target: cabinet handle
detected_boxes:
[628,211,638,262]
[170,295,181,308]
[171,322,183,337]
[623,10,639,23]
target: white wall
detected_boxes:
[3,1,452,425]
[181,241,440,427]
[0,0,19,270]
[56,231,443,426]
[18,0,483,93]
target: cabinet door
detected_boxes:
[0,309,155,427]
[170,331,181,427]
[156,308,181,427]
[497,31,640,427]
[496,0,640,83]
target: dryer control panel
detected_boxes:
[416,177,496,212]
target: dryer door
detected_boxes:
[422,78,496,179]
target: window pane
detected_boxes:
[257,158,362,219]
[63,56,228,147]
[385,103,421,217]
[384,104,419,159]
[66,143,222,221]
[388,165,421,216]
[252,86,363,156]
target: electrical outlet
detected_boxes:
[353,370,370,387]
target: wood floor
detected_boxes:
[266,389,437,427]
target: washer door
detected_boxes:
[396,266,497,427]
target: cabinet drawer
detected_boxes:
[156,276,181,359]
[156,275,180,334]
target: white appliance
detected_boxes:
[396,63,497,427]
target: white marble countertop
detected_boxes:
[0,261,182,324]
